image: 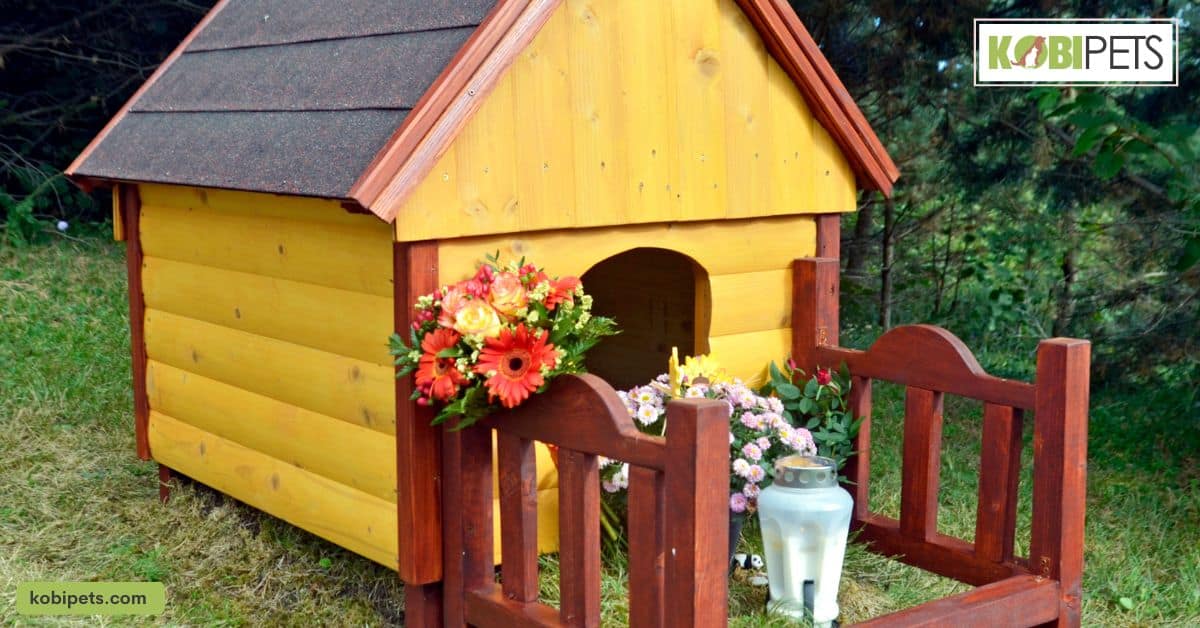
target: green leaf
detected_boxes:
[804,378,819,397]
[768,361,788,387]
[1093,150,1126,180]
[774,382,802,400]
[1118,597,1134,611]
[318,557,333,569]
[1176,237,1200,272]
[1072,125,1110,157]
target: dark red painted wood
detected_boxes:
[854,514,1028,586]
[465,585,564,628]
[844,376,872,522]
[851,575,1060,627]
[627,467,665,628]
[900,387,943,541]
[815,213,841,259]
[1030,339,1090,628]
[440,427,466,626]
[792,258,839,376]
[663,399,730,628]
[976,403,1023,563]
[404,584,443,628]
[157,464,171,503]
[120,184,150,461]
[394,240,443,586]
[498,433,539,603]
[557,449,601,627]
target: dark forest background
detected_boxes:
[1,0,1197,409]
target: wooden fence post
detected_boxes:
[792,258,840,376]
[1030,338,1090,628]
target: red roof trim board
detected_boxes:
[65,0,236,192]
[68,0,898,216]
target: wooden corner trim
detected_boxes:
[119,184,151,461]
[735,0,898,196]
[65,0,234,179]
[350,0,561,220]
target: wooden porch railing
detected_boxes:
[794,257,1090,628]
[441,374,731,628]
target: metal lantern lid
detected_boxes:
[772,455,838,489]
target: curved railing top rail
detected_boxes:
[481,373,725,472]
[816,324,1037,409]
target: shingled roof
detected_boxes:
[68,0,899,219]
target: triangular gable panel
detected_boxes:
[354,0,897,230]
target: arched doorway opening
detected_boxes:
[580,248,711,390]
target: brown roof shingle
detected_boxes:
[69,0,497,199]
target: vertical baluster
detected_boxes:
[441,427,465,626]
[558,449,601,627]
[900,387,944,541]
[460,425,495,602]
[664,399,730,628]
[975,404,1023,563]
[1031,339,1090,628]
[845,376,872,522]
[628,467,665,628]
[498,433,539,603]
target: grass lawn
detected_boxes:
[2,235,1198,626]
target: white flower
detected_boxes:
[684,385,707,398]
[732,458,751,477]
[635,404,659,425]
[742,483,761,499]
[56,220,68,232]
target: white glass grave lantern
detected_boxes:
[756,454,853,627]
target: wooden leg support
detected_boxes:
[158,464,171,503]
[403,583,443,627]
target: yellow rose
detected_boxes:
[488,272,528,318]
[454,300,503,338]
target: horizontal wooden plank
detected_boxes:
[142,256,393,366]
[144,309,395,432]
[465,584,561,628]
[436,215,816,282]
[146,360,396,501]
[708,327,791,386]
[853,575,1060,628]
[854,514,1028,587]
[139,183,379,227]
[708,269,791,337]
[148,411,398,569]
[140,203,393,297]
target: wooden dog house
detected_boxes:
[69,2,1091,626]
[69,0,895,579]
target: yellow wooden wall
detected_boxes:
[137,184,401,568]
[438,214,815,385]
[390,0,857,242]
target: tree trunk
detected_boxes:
[846,198,875,278]
[880,197,896,329]
[1052,204,1077,336]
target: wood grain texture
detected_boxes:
[465,584,563,627]
[627,467,665,628]
[149,411,398,568]
[403,583,443,628]
[816,325,1037,409]
[142,256,393,366]
[390,0,857,241]
[394,241,443,585]
[1030,339,1090,628]
[144,308,395,432]
[663,399,730,628]
[845,376,872,521]
[792,257,839,375]
[120,183,151,460]
[111,187,126,241]
[557,449,601,627]
[146,360,396,501]
[441,424,467,625]
[900,387,944,541]
[139,200,393,297]
[852,575,1060,628]
[975,404,1023,563]
[815,213,841,259]
[498,434,539,603]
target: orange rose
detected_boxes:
[489,272,528,318]
[453,300,503,338]
[439,284,472,328]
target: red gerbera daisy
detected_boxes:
[544,276,581,310]
[415,328,468,401]
[474,324,560,408]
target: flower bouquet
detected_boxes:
[389,254,618,429]
[762,359,859,470]
[602,352,817,515]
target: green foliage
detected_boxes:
[763,361,860,470]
